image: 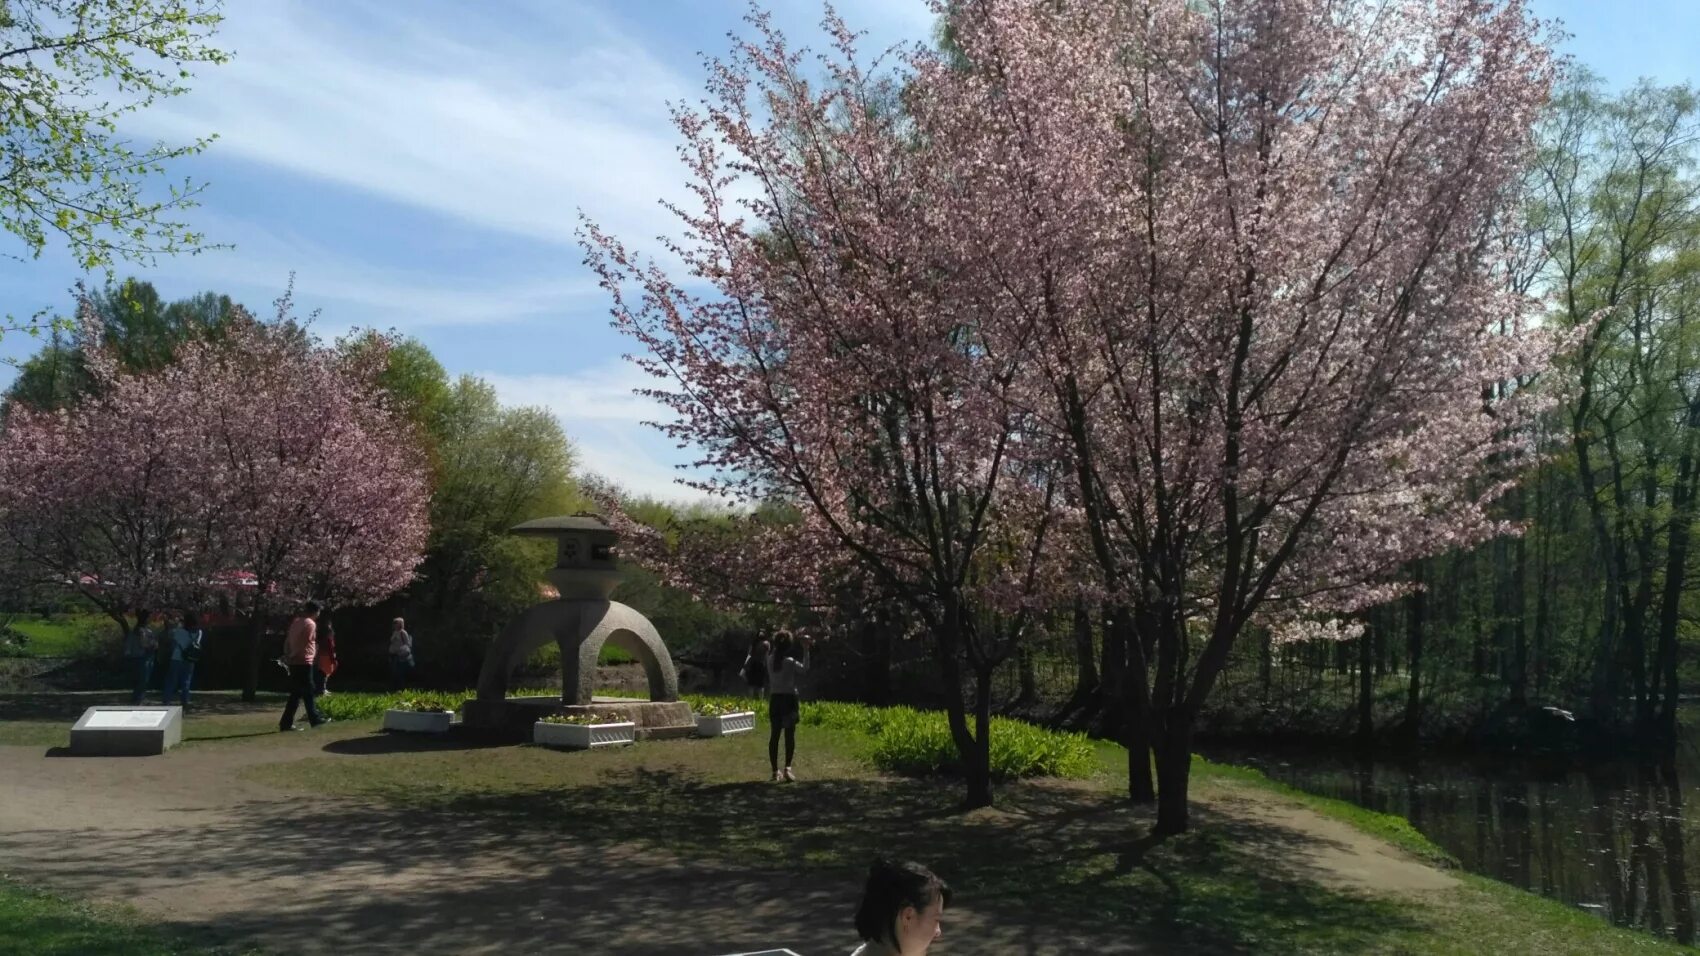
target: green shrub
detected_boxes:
[682,694,1094,780]
[868,710,1095,780]
[598,644,637,665]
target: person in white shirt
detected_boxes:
[850,859,950,956]
[766,630,811,781]
[388,617,414,689]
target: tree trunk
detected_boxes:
[1059,597,1100,720]
[242,615,266,702]
[1507,484,1529,705]
[1015,645,1039,710]
[1096,605,1127,739]
[1116,607,1155,803]
[1357,618,1374,746]
[1258,625,1273,701]
[937,602,993,810]
[861,617,892,705]
[1654,410,1700,743]
[1534,479,1556,700]
[965,663,995,809]
[1404,561,1425,741]
[1153,710,1194,834]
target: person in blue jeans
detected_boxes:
[160,611,203,708]
[124,610,158,705]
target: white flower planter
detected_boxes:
[533,720,636,749]
[383,709,454,733]
[695,711,756,737]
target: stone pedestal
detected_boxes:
[69,706,183,756]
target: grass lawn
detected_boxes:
[232,696,1683,955]
[1,613,109,657]
[0,879,256,956]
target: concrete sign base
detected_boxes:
[69,706,183,755]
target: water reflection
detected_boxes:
[1202,744,1699,943]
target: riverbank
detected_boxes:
[1203,733,1700,945]
[0,690,1687,954]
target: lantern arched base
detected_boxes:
[461,599,689,738]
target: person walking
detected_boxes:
[850,859,951,956]
[387,617,414,689]
[766,629,811,782]
[740,635,770,698]
[278,601,329,731]
[160,611,204,708]
[313,617,338,698]
[124,609,158,705]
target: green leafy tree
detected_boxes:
[395,370,581,676]
[3,277,246,412]
[0,0,228,277]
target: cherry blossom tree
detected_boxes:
[920,0,1561,831]
[186,296,430,698]
[0,301,224,635]
[583,10,1068,809]
[0,295,431,695]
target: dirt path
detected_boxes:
[0,702,1452,955]
[1202,790,1455,894]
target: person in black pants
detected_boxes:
[766,630,811,781]
[279,602,329,731]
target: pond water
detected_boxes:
[1200,731,1700,944]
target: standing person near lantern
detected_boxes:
[765,629,811,782]
[388,617,414,689]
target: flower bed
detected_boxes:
[694,701,756,737]
[383,701,454,734]
[533,712,635,749]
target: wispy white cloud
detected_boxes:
[144,216,605,330]
[134,1,697,254]
[480,363,715,503]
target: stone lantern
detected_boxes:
[462,512,692,737]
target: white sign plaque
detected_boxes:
[84,710,170,729]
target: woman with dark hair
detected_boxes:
[765,629,810,782]
[852,859,950,955]
[124,609,158,705]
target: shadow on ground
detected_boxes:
[1,723,1434,955]
[320,731,512,756]
[12,770,1419,953]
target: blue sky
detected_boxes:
[0,0,1692,500]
